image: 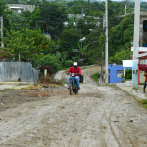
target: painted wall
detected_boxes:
[108,65,132,84]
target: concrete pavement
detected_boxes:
[54,70,66,81]
[116,81,147,100]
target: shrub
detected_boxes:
[39,54,61,73]
[39,74,63,86]
[121,69,132,79]
[91,73,101,81]
[65,60,73,67]
[40,65,54,75]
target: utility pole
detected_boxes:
[102,15,105,81]
[0,16,4,47]
[105,0,108,83]
[132,0,140,89]
[125,0,127,16]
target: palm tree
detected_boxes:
[72,43,89,65]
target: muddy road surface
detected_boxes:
[1,66,147,147]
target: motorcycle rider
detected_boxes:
[67,62,81,90]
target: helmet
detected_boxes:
[73,62,77,66]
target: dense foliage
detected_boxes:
[0,1,12,32]
[38,53,61,73]
[0,0,139,73]
[121,68,132,79]
[1,29,51,62]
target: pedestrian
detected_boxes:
[143,71,147,93]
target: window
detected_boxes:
[143,20,147,32]
[18,9,22,13]
[117,70,123,78]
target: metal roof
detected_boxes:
[10,7,24,9]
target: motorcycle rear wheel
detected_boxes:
[70,82,73,95]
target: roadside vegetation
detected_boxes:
[137,99,147,109]
[0,0,142,75]
[91,73,101,81]
[121,69,132,82]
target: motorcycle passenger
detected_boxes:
[67,62,81,90]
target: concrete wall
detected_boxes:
[108,65,132,84]
[0,62,38,83]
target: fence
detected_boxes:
[0,62,39,83]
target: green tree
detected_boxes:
[110,50,132,64]
[0,1,12,34]
[59,27,82,56]
[109,14,134,58]
[77,17,97,36]
[9,12,30,31]
[30,2,68,40]
[38,53,61,73]
[72,43,89,59]
[1,28,51,62]
[67,0,85,14]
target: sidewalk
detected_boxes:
[116,81,147,100]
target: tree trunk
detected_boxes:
[101,64,103,81]
[19,51,21,62]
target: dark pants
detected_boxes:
[144,81,147,89]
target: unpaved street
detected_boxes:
[1,66,147,147]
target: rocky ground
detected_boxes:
[0,66,147,147]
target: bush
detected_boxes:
[39,74,63,86]
[65,60,73,67]
[39,54,61,73]
[91,73,101,81]
[121,69,132,79]
[40,65,54,75]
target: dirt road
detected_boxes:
[1,66,147,147]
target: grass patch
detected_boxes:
[61,78,68,84]
[105,83,114,86]
[0,89,14,93]
[137,99,147,108]
[138,99,147,104]
[91,73,101,81]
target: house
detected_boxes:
[131,11,147,84]
[108,64,132,84]
[9,6,24,14]
[8,4,35,13]
[64,14,101,27]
